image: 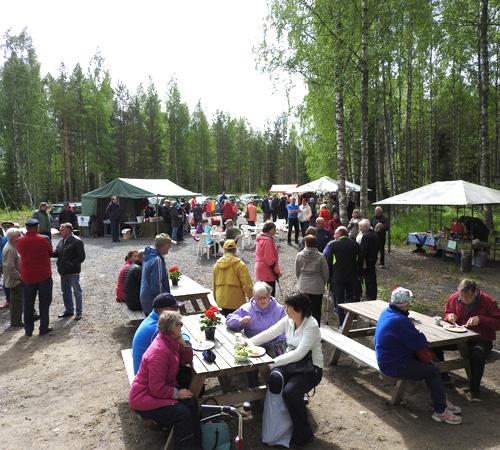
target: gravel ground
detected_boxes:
[1,221,500,450]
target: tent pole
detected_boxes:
[388,205,391,254]
[428,207,431,231]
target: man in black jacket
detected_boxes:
[323,226,361,326]
[123,249,144,311]
[160,200,173,238]
[359,219,379,300]
[370,206,389,267]
[54,223,86,320]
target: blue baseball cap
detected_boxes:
[25,218,39,226]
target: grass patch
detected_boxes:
[0,208,33,226]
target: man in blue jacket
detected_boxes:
[374,287,462,424]
[140,233,171,314]
[132,293,189,374]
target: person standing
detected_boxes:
[371,206,389,268]
[323,226,361,326]
[105,197,121,243]
[212,240,253,316]
[170,203,182,243]
[161,200,173,238]
[2,228,23,327]
[348,209,363,240]
[287,197,300,245]
[298,198,312,237]
[315,217,332,253]
[278,195,288,222]
[53,223,86,320]
[17,219,54,337]
[0,221,15,309]
[58,202,78,230]
[255,222,281,297]
[222,200,234,227]
[32,202,52,241]
[245,200,257,226]
[140,234,172,314]
[359,219,379,300]
[192,202,204,226]
[262,196,272,222]
[271,194,279,222]
[295,235,329,325]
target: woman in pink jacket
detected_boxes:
[129,311,201,449]
[255,222,281,297]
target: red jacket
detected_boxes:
[255,233,280,282]
[129,332,193,411]
[17,231,53,284]
[319,208,331,222]
[221,203,234,221]
[116,260,131,301]
[443,290,500,341]
[328,218,342,235]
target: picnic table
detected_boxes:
[406,232,437,248]
[170,275,212,315]
[323,300,479,404]
[124,221,140,239]
[182,314,274,404]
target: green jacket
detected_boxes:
[32,210,51,232]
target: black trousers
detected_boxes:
[377,231,386,265]
[265,281,276,298]
[269,366,322,446]
[135,398,201,449]
[435,339,492,395]
[23,277,53,334]
[272,211,278,222]
[307,293,324,325]
[362,267,377,300]
[332,277,356,326]
[110,219,120,242]
[287,218,300,243]
[299,220,310,237]
[220,308,236,317]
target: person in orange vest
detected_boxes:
[245,200,257,226]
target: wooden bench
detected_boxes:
[121,349,174,450]
[120,302,145,323]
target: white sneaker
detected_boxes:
[432,409,462,424]
[446,400,462,414]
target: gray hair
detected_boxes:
[6,228,21,239]
[157,310,183,334]
[359,219,371,231]
[335,226,348,237]
[253,281,272,296]
[155,233,172,248]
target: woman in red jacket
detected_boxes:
[129,311,201,449]
[255,222,281,297]
[115,251,137,302]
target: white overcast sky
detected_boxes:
[0,0,305,129]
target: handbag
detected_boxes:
[284,350,315,375]
[262,370,292,447]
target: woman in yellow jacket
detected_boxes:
[213,240,253,316]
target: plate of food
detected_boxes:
[234,343,250,363]
[443,324,468,333]
[192,341,215,351]
[247,346,266,357]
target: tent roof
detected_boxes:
[269,184,298,193]
[82,178,198,199]
[287,176,365,194]
[374,180,500,206]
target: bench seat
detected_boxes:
[120,303,145,323]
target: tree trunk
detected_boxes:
[359,0,369,215]
[405,39,413,190]
[428,44,434,182]
[479,0,492,229]
[383,61,396,196]
[335,82,348,225]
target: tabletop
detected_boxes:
[170,275,210,299]
[182,314,274,377]
[340,300,478,346]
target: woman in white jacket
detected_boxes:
[249,293,323,447]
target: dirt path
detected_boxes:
[1,235,499,450]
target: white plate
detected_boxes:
[443,324,468,333]
[192,341,215,351]
[247,346,266,357]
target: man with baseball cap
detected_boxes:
[32,202,52,241]
[132,293,189,374]
[374,287,462,424]
[17,218,54,336]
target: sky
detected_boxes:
[0,0,305,129]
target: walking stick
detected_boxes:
[276,279,284,303]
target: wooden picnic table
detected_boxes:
[332,300,478,374]
[182,314,274,404]
[170,275,212,315]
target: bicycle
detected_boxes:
[200,404,244,450]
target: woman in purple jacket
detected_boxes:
[226,281,286,409]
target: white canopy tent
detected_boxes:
[374,180,500,206]
[287,176,364,194]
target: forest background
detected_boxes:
[0,0,498,227]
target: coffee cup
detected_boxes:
[434,316,441,326]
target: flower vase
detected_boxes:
[204,327,216,341]
[172,279,179,286]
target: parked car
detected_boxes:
[239,194,264,207]
[49,202,82,228]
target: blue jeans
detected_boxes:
[110,219,120,242]
[395,359,446,414]
[171,225,178,241]
[61,274,83,315]
[23,277,53,334]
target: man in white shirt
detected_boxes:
[298,198,312,237]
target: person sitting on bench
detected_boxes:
[438,279,500,401]
[132,293,189,375]
[129,310,201,450]
[374,287,462,424]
